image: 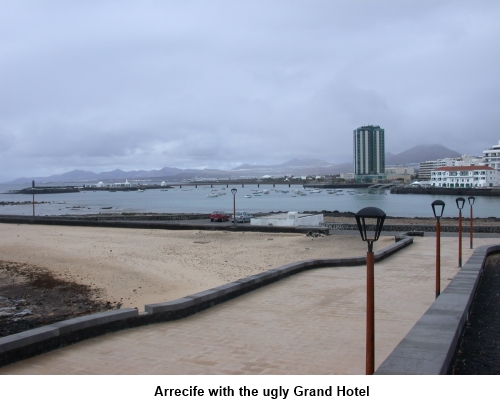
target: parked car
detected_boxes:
[232,211,252,223]
[210,211,230,222]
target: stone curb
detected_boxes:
[375,244,500,375]
[0,235,414,368]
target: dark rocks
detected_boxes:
[0,261,110,338]
[452,253,500,374]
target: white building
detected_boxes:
[250,212,324,227]
[430,166,499,188]
[419,155,484,180]
[483,140,500,170]
[385,166,415,182]
[340,173,354,181]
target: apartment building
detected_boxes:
[419,155,484,180]
[483,140,500,170]
[430,166,499,188]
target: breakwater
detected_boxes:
[391,186,500,197]
[12,186,80,194]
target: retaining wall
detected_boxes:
[0,235,413,368]
[323,222,500,234]
[0,215,327,234]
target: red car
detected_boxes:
[210,211,230,222]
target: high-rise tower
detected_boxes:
[353,125,386,182]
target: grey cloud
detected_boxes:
[1,1,500,182]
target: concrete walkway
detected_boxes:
[2,236,499,375]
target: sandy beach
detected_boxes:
[0,223,394,310]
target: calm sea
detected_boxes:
[0,183,498,218]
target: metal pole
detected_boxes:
[436,219,441,299]
[470,205,474,249]
[32,180,35,221]
[366,247,375,375]
[233,194,236,227]
[458,210,462,267]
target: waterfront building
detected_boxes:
[353,125,386,182]
[419,155,485,180]
[430,166,499,188]
[483,140,500,170]
[385,166,414,183]
[340,173,354,181]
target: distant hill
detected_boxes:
[4,145,466,184]
[7,166,187,184]
[386,144,462,166]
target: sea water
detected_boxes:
[0,183,498,218]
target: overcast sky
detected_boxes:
[1,0,499,182]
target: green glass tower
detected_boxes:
[353,125,386,182]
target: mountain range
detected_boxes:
[5,144,462,184]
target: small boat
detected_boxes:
[245,195,252,198]
[207,193,218,198]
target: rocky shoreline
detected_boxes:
[0,261,115,338]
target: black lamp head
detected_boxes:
[231,188,237,195]
[431,200,445,220]
[468,196,475,206]
[355,207,386,247]
[456,197,465,210]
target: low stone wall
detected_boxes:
[375,244,500,375]
[0,235,414,367]
[0,215,328,234]
[322,222,500,234]
[0,213,209,222]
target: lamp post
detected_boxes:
[468,196,475,249]
[355,206,386,375]
[456,197,465,267]
[32,180,35,221]
[231,188,237,226]
[431,200,445,299]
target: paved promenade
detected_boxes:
[1,235,499,375]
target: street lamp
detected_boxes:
[456,198,465,267]
[231,188,237,226]
[431,200,445,298]
[468,196,475,249]
[355,206,386,375]
[32,180,35,221]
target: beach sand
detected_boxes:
[0,223,394,310]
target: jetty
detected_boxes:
[10,186,80,195]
